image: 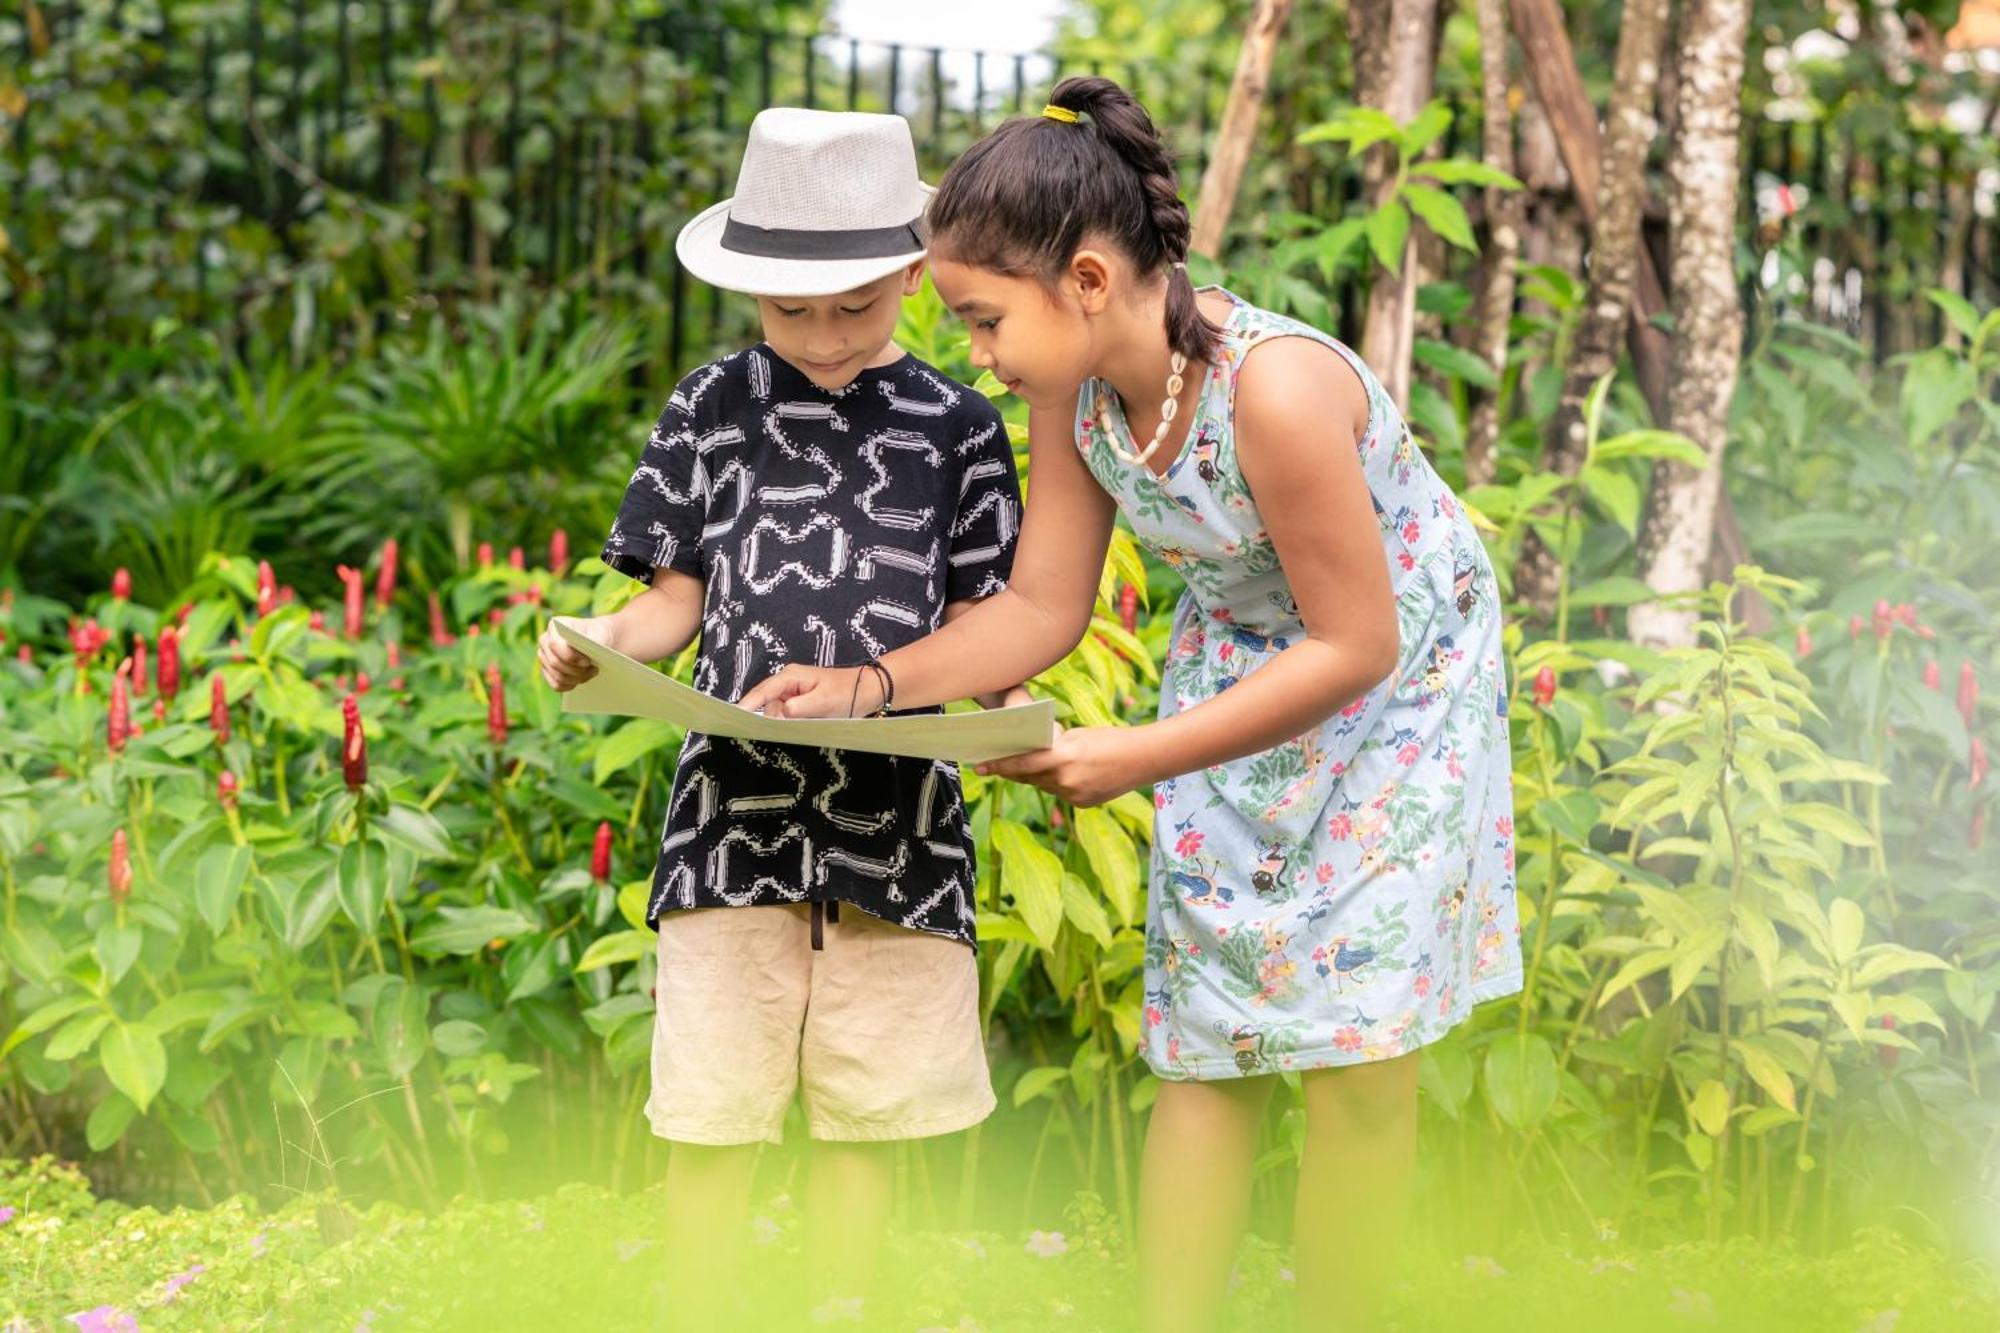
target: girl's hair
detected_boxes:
[927,75,1222,365]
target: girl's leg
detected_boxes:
[662,1141,761,1330]
[1137,1075,1278,1333]
[804,1139,896,1318]
[1293,1053,1421,1331]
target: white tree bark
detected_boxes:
[1630,0,1752,648]
[1190,0,1296,259]
[1464,0,1522,488]
[1358,0,1441,410]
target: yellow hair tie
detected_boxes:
[1040,104,1079,124]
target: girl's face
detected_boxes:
[756,262,923,392]
[929,256,1098,410]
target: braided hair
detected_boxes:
[927,75,1222,366]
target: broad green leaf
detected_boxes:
[1366,200,1410,274]
[1733,1041,1797,1112]
[374,804,455,859]
[575,928,655,972]
[432,1019,489,1057]
[1071,807,1140,927]
[87,1093,138,1151]
[1829,898,1865,966]
[2,995,98,1058]
[100,1023,167,1113]
[1482,1033,1558,1130]
[1410,336,1497,390]
[1409,159,1523,190]
[409,906,538,956]
[1418,1038,1474,1120]
[1060,873,1115,950]
[593,718,681,785]
[195,842,253,936]
[1012,1065,1069,1108]
[1592,429,1707,467]
[337,838,388,934]
[992,819,1064,951]
[1690,1078,1730,1136]
[1400,182,1476,252]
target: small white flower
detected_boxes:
[752,1216,781,1245]
[1462,1254,1506,1277]
[1025,1229,1067,1259]
[810,1296,865,1324]
[1595,1219,1619,1242]
[1278,1268,1296,1283]
[956,1237,988,1260]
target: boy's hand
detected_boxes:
[976,684,1035,711]
[538,616,614,692]
[738,664,880,718]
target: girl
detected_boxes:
[739,78,1524,1331]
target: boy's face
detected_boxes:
[756,262,924,392]
[930,256,1094,412]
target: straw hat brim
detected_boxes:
[675,184,935,298]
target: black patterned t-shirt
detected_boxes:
[601,345,1020,948]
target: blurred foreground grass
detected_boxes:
[4,1155,1997,1331]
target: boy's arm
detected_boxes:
[940,598,1033,710]
[537,568,703,691]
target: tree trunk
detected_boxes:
[1189,0,1296,260]
[1508,0,1672,416]
[1514,0,1671,615]
[1631,0,1752,649]
[1464,0,1523,487]
[1358,0,1442,409]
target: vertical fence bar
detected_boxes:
[848,38,861,110]
[376,0,396,203]
[1012,54,1025,114]
[335,0,351,187]
[804,34,817,109]
[973,51,985,130]
[887,43,901,119]
[248,0,266,212]
[710,27,730,346]
[930,47,944,144]
[417,0,439,280]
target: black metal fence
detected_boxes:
[5,1,1994,382]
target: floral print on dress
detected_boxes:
[1078,289,1524,1081]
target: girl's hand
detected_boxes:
[538,616,613,692]
[975,725,1151,807]
[976,684,1035,711]
[738,664,880,718]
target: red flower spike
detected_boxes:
[1794,624,1812,658]
[1924,660,1941,690]
[209,674,230,744]
[508,546,525,571]
[1878,1014,1900,1070]
[218,770,239,810]
[550,529,569,575]
[488,607,504,628]
[591,821,613,883]
[356,672,372,695]
[337,565,365,640]
[1894,603,1918,627]
[1872,599,1892,642]
[309,610,326,634]
[280,585,297,605]
[375,539,400,610]
[109,829,132,903]
[256,560,277,618]
[341,694,367,791]
[108,673,131,754]
[1118,583,1138,635]
[157,627,180,701]
[428,592,455,647]
[1971,737,1989,792]
[151,698,164,724]
[1848,614,1863,642]
[1918,624,1936,641]
[111,568,131,601]
[132,636,149,694]
[477,542,494,569]
[487,664,508,747]
[1532,666,1557,708]
[1960,662,1979,729]
[14,644,28,665]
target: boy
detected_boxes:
[537,108,1020,1328]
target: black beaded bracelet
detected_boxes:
[865,659,895,716]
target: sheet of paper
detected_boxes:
[552,617,1056,764]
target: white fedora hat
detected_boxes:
[675,108,933,298]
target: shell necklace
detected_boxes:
[1102,349,1189,471]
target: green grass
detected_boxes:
[4,1156,1998,1331]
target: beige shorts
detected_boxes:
[645,902,995,1145]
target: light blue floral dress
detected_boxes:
[1074,289,1523,1080]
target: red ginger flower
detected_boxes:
[1532,666,1557,708]
[1795,624,1812,658]
[131,635,149,694]
[1924,660,1941,690]
[157,627,180,701]
[256,560,277,618]
[1848,614,1863,642]
[1119,583,1138,635]
[487,664,508,746]
[1960,661,1979,729]
[209,674,230,744]
[429,592,455,647]
[337,565,365,640]
[477,542,494,569]
[549,529,569,575]
[1972,737,1989,792]
[108,671,131,754]
[109,829,133,903]
[375,539,399,609]
[508,546,525,571]
[1872,599,1893,642]
[591,822,613,883]
[111,568,131,601]
[342,694,367,791]
[217,770,239,810]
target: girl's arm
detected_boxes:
[738,393,1116,716]
[536,568,705,691]
[981,338,1397,803]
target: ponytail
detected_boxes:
[929,75,1222,365]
